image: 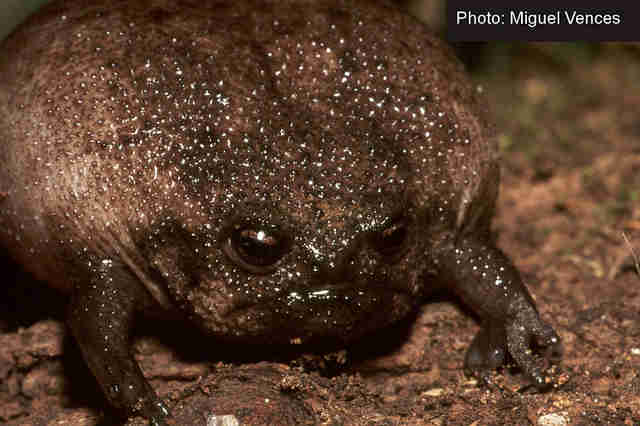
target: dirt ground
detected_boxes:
[1,10,640,426]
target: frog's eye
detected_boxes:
[371,218,408,258]
[225,226,289,273]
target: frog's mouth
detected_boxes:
[222,284,415,343]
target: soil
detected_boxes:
[1,20,639,426]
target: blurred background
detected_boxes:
[0,0,48,40]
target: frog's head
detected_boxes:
[140,119,432,343]
[123,1,488,343]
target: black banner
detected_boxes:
[447,1,639,41]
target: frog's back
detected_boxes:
[0,0,497,291]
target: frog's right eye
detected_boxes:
[224,225,290,274]
[370,216,409,259]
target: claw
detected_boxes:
[145,400,171,426]
[536,325,563,361]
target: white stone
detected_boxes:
[207,414,241,426]
[538,412,569,426]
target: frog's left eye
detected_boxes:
[371,218,409,258]
[224,225,290,273]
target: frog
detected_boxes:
[0,0,561,424]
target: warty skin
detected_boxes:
[0,0,560,423]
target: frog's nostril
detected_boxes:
[303,243,362,283]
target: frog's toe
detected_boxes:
[535,323,563,359]
[505,313,561,390]
[464,320,507,377]
[145,400,171,426]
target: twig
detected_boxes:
[621,232,640,277]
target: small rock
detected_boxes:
[423,388,444,397]
[207,414,241,426]
[538,412,569,426]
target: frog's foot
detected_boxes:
[506,309,562,390]
[465,313,562,390]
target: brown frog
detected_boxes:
[0,0,561,424]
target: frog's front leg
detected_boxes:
[67,259,171,424]
[434,237,561,388]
